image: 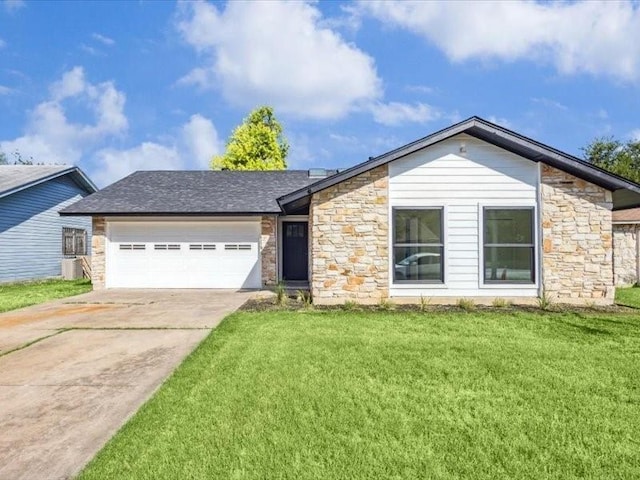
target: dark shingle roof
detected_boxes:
[60,170,319,215]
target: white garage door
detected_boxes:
[106,221,261,288]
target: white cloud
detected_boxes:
[595,109,609,120]
[181,114,222,168]
[0,38,6,48]
[369,101,440,126]
[0,85,11,95]
[631,129,640,142]
[486,116,513,129]
[176,0,381,119]
[3,0,25,13]
[92,33,115,46]
[91,143,183,187]
[0,66,127,165]
[359,1,640,82]
[91,116,222,186]
[405,84,435,95]
[329,133,360,145]
[176,67,214,90]
[80,44,101,56]
[47,66,127,137]
[531,97,568,111]
[0,66,221,186]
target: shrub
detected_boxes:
[342,300,359,311]
[419,294,431,312]
[492,297,510,308]
[296,290,312,309]
[378,298,395,311]
[457,298,476,311]
[275,282,288,307]
[537,291,554,311]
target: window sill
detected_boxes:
[478,283,538,289]
[391,283,448,289]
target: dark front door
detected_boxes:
[282,222,308,281]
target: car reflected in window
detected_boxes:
[394,252,441,281]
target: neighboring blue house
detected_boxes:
[0,165,97,283]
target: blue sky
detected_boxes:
[1,0,639,187]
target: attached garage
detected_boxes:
[60,170,317,290]
[106,220,261,289]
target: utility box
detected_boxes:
[62,258,83,280]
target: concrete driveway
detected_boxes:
[0,289,254,480]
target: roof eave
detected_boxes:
[278,116,640,210]
[59,210,282,217]
[277,118,477,207]
[0,166,98,199]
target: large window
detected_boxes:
[483,208,535,284]
[393,208,443,283]
[62,227,87,256]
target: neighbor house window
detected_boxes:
[483,208,535,284]
[393,208,444,283]
[62,227,87,256]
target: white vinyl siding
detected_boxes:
[105,220,261,289]
[389,133,539,297]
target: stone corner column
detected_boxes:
[91,216,106,290]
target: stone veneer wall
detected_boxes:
[91,216,106,289]
[261,215,277,286]
[310,165,388,304]
[541,164,614,303]
[613,224,639,286]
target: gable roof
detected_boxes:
[277,116,640,213]
[0,165,97,199]
[60,170,319,216]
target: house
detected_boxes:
[61,117,640,305]
[612,207,640,286]
[0,165,97,283]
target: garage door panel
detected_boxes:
[106,221,261,289]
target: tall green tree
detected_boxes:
[583,137,640,183]
[212,106,288,170]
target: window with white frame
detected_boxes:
[483,207,535,284]
[393,208,444,283]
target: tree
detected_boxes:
[0,149,34,165]
[212,106,288,170]
[582,136,640,183]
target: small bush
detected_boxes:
[275,282,288,307]
[492,298,510,308]
[378,298,395,311]
[296,290,312,309]
[419,295,431,312]
[457,298,476,311]
[537,291,554,311]
[342,300,359,311]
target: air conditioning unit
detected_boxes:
[62,258,83,280]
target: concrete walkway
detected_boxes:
[0,289,253,480]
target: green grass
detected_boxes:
[0,278,92,313]
[616,285,640,309]
[79,309,640,480]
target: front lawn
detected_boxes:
[615,285,640,309]
[0,278,92,313]
[80,308,640,479]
